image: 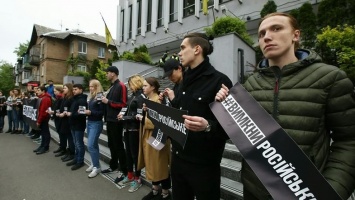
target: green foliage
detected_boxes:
[112,51,120,62]
[204,16,254,46]
[89,59,100,79]
[66,55,87,73]
[0,61,15,95]
[316,25,355,84]
[297,3,317,49]
[317,0,355,29]
[120,45,152,64]
[67,70,91,90]
[95,61,111,90]
[260,0,277,18]
[13,41,29,58]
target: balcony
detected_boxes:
[29,45,40,65]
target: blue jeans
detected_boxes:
[24,121,29,134]
[12,109,19,130]
[87,120,103,168]
[7,110,13,130]
[71,129,85,164]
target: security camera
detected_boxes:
[238,0,243,4]
[164,27,169,34]
[220,5,227,14]
[108,49,112,53]
[131,40,135,46]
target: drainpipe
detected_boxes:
[238,48,245,83]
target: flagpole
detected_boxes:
[100,12,121,56]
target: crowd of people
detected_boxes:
[1,12,355,200]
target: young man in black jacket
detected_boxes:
[65,84,88,170]
[171,33,233,200]
[101,66,128,183]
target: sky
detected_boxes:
[0,0,119,65]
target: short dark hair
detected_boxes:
[73,84,84,90]
[38,86,47,92]
[183,33,214,58]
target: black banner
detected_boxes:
[23,98,41,130]
[144,99,188,148]
[210,83,341,200]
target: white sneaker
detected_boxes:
[86,165,94,172]
[128,180,142,192]
[88,167,101,178]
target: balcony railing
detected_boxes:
[29,45,40,65]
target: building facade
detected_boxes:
[115,0,321,61]
[16,24,115,88]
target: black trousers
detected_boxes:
[39,121,51,149]
[107,121,127,174]
[171,154,221,200]
[123,130,140,177]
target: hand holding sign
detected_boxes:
[182,115,209,132]
[215,84,229,102]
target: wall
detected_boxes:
[209,33,255,84]
[112,60,159,83]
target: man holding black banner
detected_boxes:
[170,33,233,200]
[216,12,355,199]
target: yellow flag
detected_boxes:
[105,24,112,47]
[203,0,208,15]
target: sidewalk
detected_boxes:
[0,118,150,200]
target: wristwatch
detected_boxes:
[204,122,211,132]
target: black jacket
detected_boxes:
[58,97,73,134]
[104,79,127,122]
[122,89,145,130]
[173,57,233,165]
[87,97,104,121]
[69,93,88,131]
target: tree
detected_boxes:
[120,45,153,64]
[297,2,317,49]
[317,0,354,29]
[316,25,355,84]
[0,61,15,95]
[13,41,29,58]
[260,0,277,18]
[204,16,254,46]
[95,61,111,90]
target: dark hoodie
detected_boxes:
[69,93,88,131]
[37,92,52,125]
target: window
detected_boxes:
[137,0,142,34]
[78,65,87,72]
[170,0,178,22]
[121,10,125,41]
[98,47,105,58]
[78,41,87,54]
[70,42,74,53]
[129,5,133,39]
[147,0,152,32]
[183,0,195,17]
[157,0,163,27]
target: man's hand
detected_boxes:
[215,84,229,102]
[101,96,109,104]
[182,115,208,132]
[164,88,175,101]
[36,122,40,127]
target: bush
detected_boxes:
[204,16,254,46]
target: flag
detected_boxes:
[203,0,208,15]
[100,12,113,47]
[105,24,113,47]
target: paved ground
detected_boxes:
[0,118,150,200]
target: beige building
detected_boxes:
[17,24,115,87]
